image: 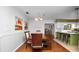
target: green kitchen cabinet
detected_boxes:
[69,34,79,45]
[56,32,79,46]
[56,32,60,39]
[56,32,61,40]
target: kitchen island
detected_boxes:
[53,39,79,52]
[56,31,79,45]
[55,31,79,52]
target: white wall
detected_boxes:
[28,19,44,33]
[0,31,25,52]
[0,6,26,52]
[28,18,55,34]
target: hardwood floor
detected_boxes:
[16,43,54,52]
[16,34,69,52]
[16,43,32,52]
[16,40,69,52]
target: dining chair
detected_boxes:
[31,33,43,52]
[42,34,53,50]
[24,31,32,48]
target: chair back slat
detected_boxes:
[31,33,42,46]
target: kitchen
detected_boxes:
[55,18,79,52]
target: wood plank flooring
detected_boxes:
[16,34,69,52]
[16,40,69,52]
[16,42,54,52]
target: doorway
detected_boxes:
[44,23,54,36]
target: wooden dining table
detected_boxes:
[28,33,50,41]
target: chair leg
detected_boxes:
[26,45,27,48]
[25,41,27,48]
[32,49,42,52]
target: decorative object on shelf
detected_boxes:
[15,16,23,30]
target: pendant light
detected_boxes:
[75,8,79,22]
[74,8,79,27]
[35,16,43,21]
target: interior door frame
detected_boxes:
[44,23,55,35]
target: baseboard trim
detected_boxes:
[12,41,26,52]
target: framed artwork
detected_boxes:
[15,16,23,30]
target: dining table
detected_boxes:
[28,33,50,41]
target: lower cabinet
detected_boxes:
[53,40,69,52]
[56,32,79,46]
[69,34,79,45]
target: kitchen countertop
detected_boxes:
[54,39,79,52]
[56,30,79,34]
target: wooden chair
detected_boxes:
[31,33,43,52]
[24,31,31,48]
[42,34,53,50]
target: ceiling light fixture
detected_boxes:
[35,16,43,21]
[74,8,79,27]
[35,18,39,21]
[39,16,43,21]
[75,8,79,19]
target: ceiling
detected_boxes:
[16,6,77,19]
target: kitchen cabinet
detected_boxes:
[69,34,79,45]
[56,32,79,45]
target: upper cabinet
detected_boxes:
[55,19,79,22]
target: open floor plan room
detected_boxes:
[0,6,79,52]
